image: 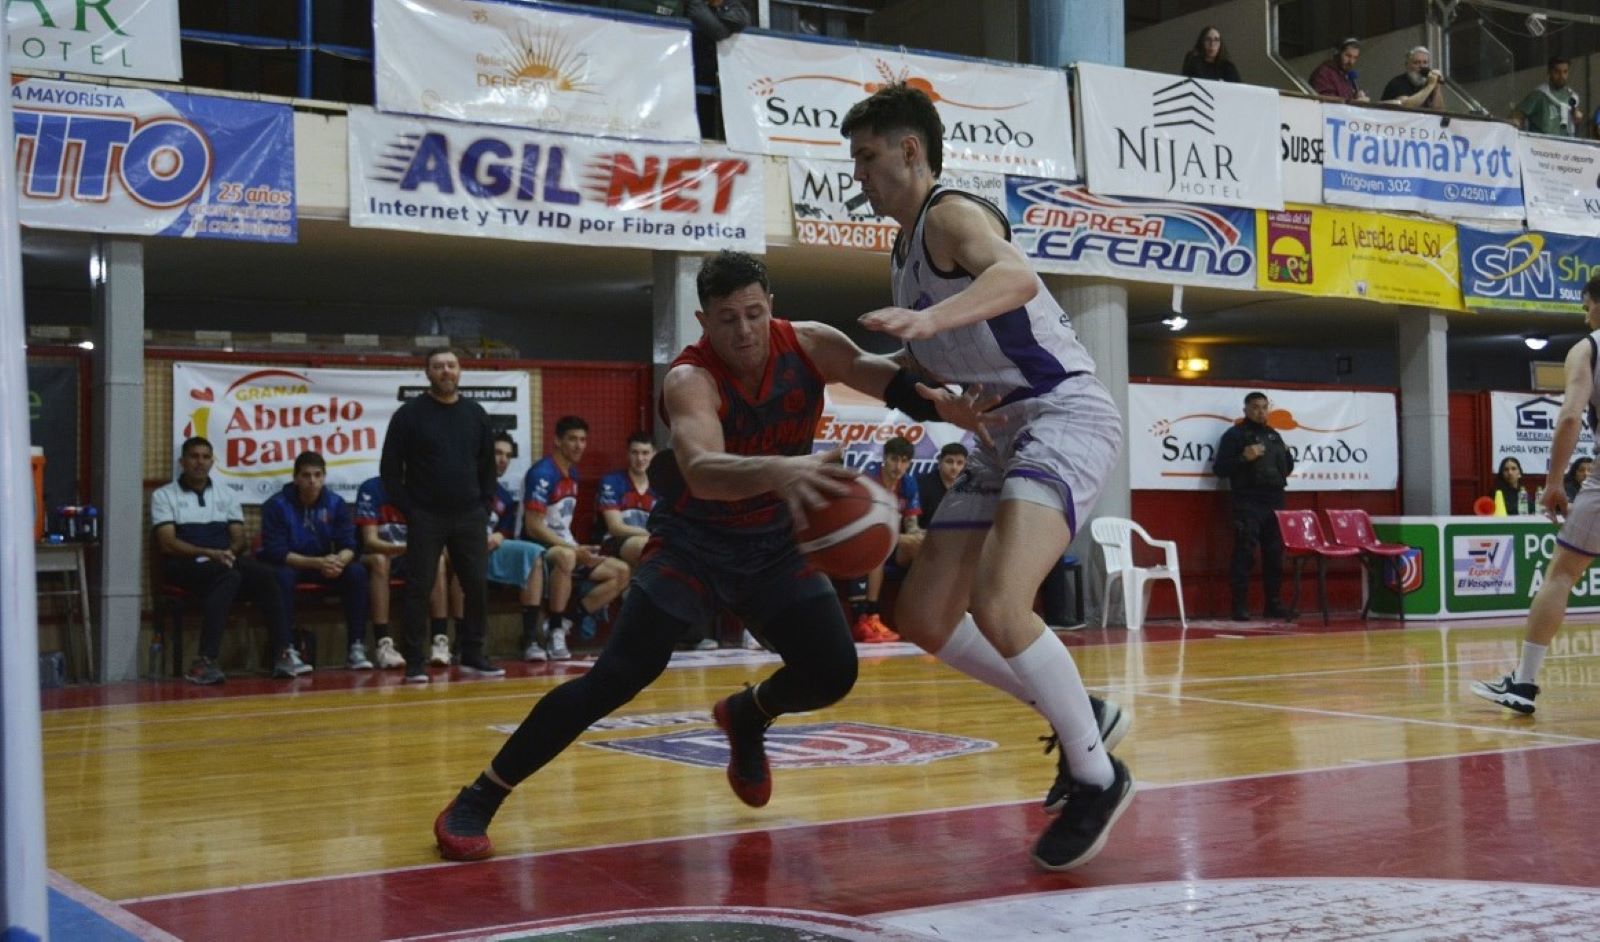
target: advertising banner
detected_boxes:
[1128,384,1398,491]
[11,78,296,242]
[1321,105,1523,220]
[1444,520,1600,614]
[171,363,533,505]
[1078,62,1282,210]
[1278,95,1324,205]
[719,32,1075,179]
[1488,389,1595,473]
[1256,204,1465,310]
[787,157,1001,253]
[1006,177,1256,290]
[7,0,179,81]
[1517,134,1600,237]
[373,0,698,141]
[812,385,974,479]
[1458,226,1598,313]
[348,107,763,252]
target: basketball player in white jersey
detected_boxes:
[1474,274,1600,716]
[842,84,1133,872]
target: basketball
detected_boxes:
[795,475,901,578]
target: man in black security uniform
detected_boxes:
[380,347,504,682]
[432,251,996,861]
[1215,391,1296,621]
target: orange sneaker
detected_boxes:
[851,613,880,643]
[865,614,901,643]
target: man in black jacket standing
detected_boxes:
[1214,392,1295,621]
[381,348,504,681]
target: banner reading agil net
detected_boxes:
[7,0,179,81]
[719,32,1075,179]
[1518,134,1600,237]
[172,363,533,505]
[1256,204,1465,310]
[374,0,698,142]
[348,107,763,252]
[1322,105,1523,220]
[812,385,974,480]
[1007,177,1256,290]
[1129,384,1398,491]
[11,78,296,242]
[1489,389,1595,473]
[1459,226,1599,313]
[788,157,1001,253]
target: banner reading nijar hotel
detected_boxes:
[172,363,533,505]
[6,0,180,81]
[718,31,1076,180]
[1256,204,1465,310]
[1128,384,1398,492]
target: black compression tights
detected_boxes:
[489,589,858,787]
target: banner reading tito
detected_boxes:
[11,78,295,242]
[1256,204,1465,310]
[374,0,698,142]
[718,32,1076,180]
[172,363,533,505]
[6,0,180,81]
[1459,226,1600,313]
[1321,106,1523,221]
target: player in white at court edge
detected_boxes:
[843,82,1134,871]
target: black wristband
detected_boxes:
[883,368,940,422]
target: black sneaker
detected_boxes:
[1471,673,1539,715]
[1032,755,1135,872]
[712,689,773,807]
[458,652,506,677]
[1263,604,1296,621]
[403,661,430,685]
[1041,695,1131,813]
[1231,607,1251,622]
[434,787,496,861]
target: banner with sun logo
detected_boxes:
[374,0,699,142]
[1255,204,1466,311]
[1458,226,1598,314]
[1128,384,1398,491]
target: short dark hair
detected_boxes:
[1584,274,1600,303]
[883,436,914,459]
[180,436,213,457]
[424,346,460,368]
[840,83,945,177]
[492,430,516,455]
[293,451,326,475]
[938,442,968,459]
[1549,56,1570,71]
[696,251,770,308]
[627,431,653,447]
[1245,391,1268,406]
[555,415,588,438]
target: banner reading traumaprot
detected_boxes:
[1078,62,1282,210]
[1007,177,1256,290]
[787,158,1001,253]
[1518,135,1600,237]
[1256,204,1465,310]
[719,32,1075,179]
[1489,389,1595,474]
[348,107,763,252]
[172,363,533,505]
[11,78,295,242]
[1459,226,1599,313]
[7,0,179,81]
[374,0,698,141]
[1322,106,1523,220]
[1129,384,1398,491]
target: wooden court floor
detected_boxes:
[39,616,1600,941]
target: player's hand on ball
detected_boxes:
[777,449,857,529]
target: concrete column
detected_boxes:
[1030,0,1124,68]
[90,238,144,682]
[1048,277,1130,624]
[650,251,706,442]
[1397,308,1451,515]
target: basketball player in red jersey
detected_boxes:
[433,251,990,860]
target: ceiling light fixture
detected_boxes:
[1161,315,1188,332]
[1524,335,1549,351]
[1175,356,1210,373]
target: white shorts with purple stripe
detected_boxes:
[928,373,1122,536]
[1558,477,1600,557]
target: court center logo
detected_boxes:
[1453,535,1515,595]
[587,721,993,769]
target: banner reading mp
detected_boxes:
[348,107,763,252]
[172,363,533,505]
[1256,204,1465,310]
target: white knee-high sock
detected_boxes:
[1007,631,1114,788]
[934,614,1033,706]
[1516,642,1548,686]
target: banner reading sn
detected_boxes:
[348,107,763,252]
[1256,204,1465,310]
[11,78,295,242]
[1459,226,1600,313]
[1128,384,1398,492]
[171,363,532,506]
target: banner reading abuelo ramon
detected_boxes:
[1128,384,1398,492]
[348,107,763,252]
[1256,203,1465,310]
[172,363,533,505]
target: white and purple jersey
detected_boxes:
[892,185,1096,405]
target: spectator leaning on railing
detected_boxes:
[1381,46,1444,110]
[1309,38,1369,103]
[1512,56,1583,137]
[1180,25,1240,83]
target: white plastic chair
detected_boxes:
[1090,517,1188,631]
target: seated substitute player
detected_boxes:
[846,435,923,643]
[432,250,997,861]
[597,431,658,567]
[484,432,550,661]
[354,474,447,670]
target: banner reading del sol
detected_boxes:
[1129,384,1398,491]
[1256,204,1465,310]
[172,363,533,504]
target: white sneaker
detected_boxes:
[288,646,314,675]
[741,630,763,650]
[694,638,719,651]
[524,640,548,662]
[373,637,406,669]
[347,641,373,670]
[429,634,452,666]
[548,624,572,661]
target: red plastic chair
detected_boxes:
[1275,510,1362,626]
[1325,508,1412,625]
